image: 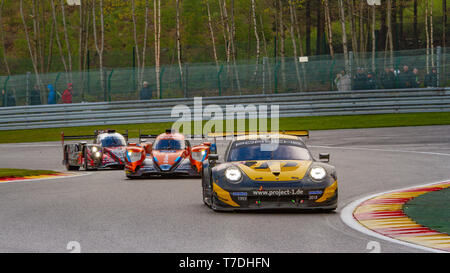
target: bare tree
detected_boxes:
[154,0,161,98]
[385,0,394,68]
[20,0,43,98]
[288,0,302,90]
[60,0,73,83]
[51,0,69,82]
[205,0,219,70]
[0,0,10,75]
[323,0,334,58]
[371,4,376,72]
[132,0,150,91]
[338,0,349,72]
[425,0,430,72]
[92,0,105,97]
[176,0,185,96]
[250,0,260,70]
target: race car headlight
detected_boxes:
[91,146,98,153]
[94,151,102,158]
[127,151,143,163]
[191,150,206,161]
[225,166,242,183]
[310,166,327,181]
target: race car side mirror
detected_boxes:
[319,153,330,163]
[208,154,219,165]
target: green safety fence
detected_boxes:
[1,47,449,107]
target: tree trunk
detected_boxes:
[0,0,10,75]
[51,0,69,82]
[176,0,185,96]
[385,0,394,68]
[154,0,161,98]
[206,0,219,70]
[348,0,359,66]
[371,5,376,73]
[60,0,72,83]
[305,0,311,56]
[20,0,43,100]
[338,0,349,72]
[92,0,105,99]
[430,0,434,68]
[251,0,260,71]
[323,0,334,58]
[278,0,285,89]
[413,0,418,48]
[425,0,430,73]
[288,0,302,90]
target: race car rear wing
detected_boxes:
[207,130,309,138]
[61,129,129,146]
[139,129,207,142]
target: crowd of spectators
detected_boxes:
[334,66,439,91]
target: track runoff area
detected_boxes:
[0,100,449,271]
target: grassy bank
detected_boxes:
[0,112,450,143]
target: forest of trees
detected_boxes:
[0,0,447,85]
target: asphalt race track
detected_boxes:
[0,126,449,253]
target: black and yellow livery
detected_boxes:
[201,132,338,211]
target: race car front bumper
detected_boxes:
[211,181,338,211]
[125,158,199,178]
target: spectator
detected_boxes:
[353,68,367,90]
[61,83,73,104]
[398,65,413,88]
[47,84,57,104]
[424,68,438,88]
[411,68,421,88]
[380,67,396,89]
[2,89,15,107]
[334,70,351,91]
[365,72,377,90]
[30,85,42,105]
[140,81,152,100]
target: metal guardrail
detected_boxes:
[0,87,449,130]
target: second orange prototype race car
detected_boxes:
[125,129,213,178]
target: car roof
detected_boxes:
[235,133,302,141]
[156,132,185,141]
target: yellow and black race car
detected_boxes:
[201,131,338,211]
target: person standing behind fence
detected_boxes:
[140,81,152,100]
[380,68,395,89]
[1,89,15,107]
[47,84,57,104]
[30,85,41,105]
[398,65,413,88]
[61,83,73,104]
[334,70,351,91]
[411,68,421,88]
[424,68,438,88]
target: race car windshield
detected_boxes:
[98,134,126,147]
[228,143,311,162]
[154,139,185,150]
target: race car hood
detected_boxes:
[152,150,184,171]
[237,160,312,182]
[102,146,126,164]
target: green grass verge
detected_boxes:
[0,112,450,144]
[0,168,59,178]
[403,187,450,235]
